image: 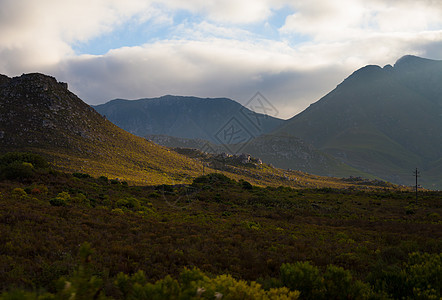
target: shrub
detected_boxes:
[369,252,441,299]
[98,176,108,183]
[1,161,35,180]
[0,152,50,180]
[240,179,253,190]
[50,198,67,207]
[71,193,90,207]
[116,197,140,210]
[0,152,49,169]
[192,173,234,186]
[50,191,70,206]
[323,265,371,299]
[72,172,92,179]
[406,252,441,299]
[12,187,28,200]
[280,262,323,299]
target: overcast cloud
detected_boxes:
[1,0,441,118]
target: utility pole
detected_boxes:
[413,168,420,202]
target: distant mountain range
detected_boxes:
[275,55,442,189]
[95,55,442,189]
[93,96,284,144]
[2,73,358,188]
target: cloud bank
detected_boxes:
[1,0,441,118]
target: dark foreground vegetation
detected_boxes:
[0,153,441,299]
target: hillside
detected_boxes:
[0,73,205,184]
[93,96,285,143]
[0,73,381,189]
[275,55,442,189]
[242,135,374,178]
[0,162,440,298]
[146,133,374,179]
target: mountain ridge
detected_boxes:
[93,95,285,143]
[1,72,371,189]
[274,55,442,189]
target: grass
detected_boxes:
[0,162,440,298]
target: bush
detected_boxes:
[12,187,28,200]
[98,176,108,183]
[1,161,35,180]
[369,252,441,299]
[73,172,92,179]
[0,152,49,180]
[50,192,71,207]
[405,252,441,299]
[280,262,372,300]
[116,197,140,210]
[193,173,234,186]
[280,262,323,300]
[323,265,371,299]
[115,267,300,299]
[0,152,49,169]
[240,179,253,190]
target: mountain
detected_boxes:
[0,73,370,189]
[93,96,285,143]
[145,133,372,178]
[274,55,442,189]
[241,134,374,178]
[0,73,204,184]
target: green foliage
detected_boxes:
[116,197,140,210]
[406,252,441,299]
[244,220,261,230]
[50,191,70,206]
[0,166,440,298]
[98,176,108,182]
[72,172,92,179]
[70,193,90,207]
[0,290,55,300]
[192,173,234,186]
[11,187,28,200]
[369,252,442,299]
[0,152,49,169]
[323,265,370,300]
[1,161,34,180]
[0,152,50,180]
[280,262,323,300]
[240,179,253,190]
[280,262,372,300]
[114,267,300,300]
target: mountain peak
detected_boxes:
[339,64,384,87]
[394,55,436,69]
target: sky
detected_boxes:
[1,0,442,119]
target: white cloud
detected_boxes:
[48,38,357,118]
[280,0,442,40]
[0,0,158,72]
[161,0,285,24]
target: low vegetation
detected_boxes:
[0,153,441,299]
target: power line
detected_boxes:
[412,168,420,202]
